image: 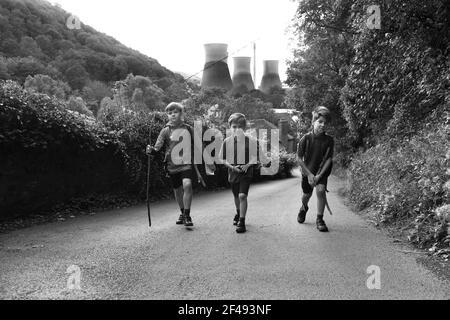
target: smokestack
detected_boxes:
[259,60,282,94]
[232,56,255,94]
[201,43,233,91]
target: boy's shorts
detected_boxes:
[169,169,193,189]
[301,175,329,194]
[231,178,251,197]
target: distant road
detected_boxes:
[0,173,448,299]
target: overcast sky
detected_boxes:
[53,0,298,85]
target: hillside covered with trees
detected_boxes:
[0,0,193,115]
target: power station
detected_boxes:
[201,43,233,91]
[232,56,255,94]
[259,60,282,94]
[200,43,282,94]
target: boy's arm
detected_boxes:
[147,127,168,155]
[218,139,240,172]
[297,135,314,177]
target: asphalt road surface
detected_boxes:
[0,173,448,300]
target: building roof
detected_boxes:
[248,119,294,141]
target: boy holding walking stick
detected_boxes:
[146,102,199,227]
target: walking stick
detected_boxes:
[146,125,152,227]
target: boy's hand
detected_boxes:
[240,164,252,173]
[146,145,155,156]
[232,166,243,173]
[308,173,316,187]
[314,175,321,185]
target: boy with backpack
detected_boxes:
[146,102,200,227]
[297,106,334,232]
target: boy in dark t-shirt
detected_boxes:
[297,106,334,232]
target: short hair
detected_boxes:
[312,106,331,123]
[228,113,247,129]
[165,102,184,113]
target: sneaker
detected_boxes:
[297,204,308,224]
[316,216,329,232]
[176,214,184,225]
[236,219,246,233]
[184,215,194,227]
[233,214,240,226]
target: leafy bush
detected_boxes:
[347,115,449,248]
[0,80,127,217]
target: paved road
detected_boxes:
[0,173,448,300]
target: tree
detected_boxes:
[24,74,70,100]
[19,36,44,58]
[66,96,94,117]
[0,38,21,57]
[64,63,89,91]
[121,74,165,110]
[6,56,47,83]
[0,57,10,80]
[35,34,54,57]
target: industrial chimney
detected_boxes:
[259,60,282,94]
[232,56,255,94]
[201,43,233,91]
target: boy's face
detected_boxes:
[167,109,182,123]
[230,122,244,135]
[313,116,327,134]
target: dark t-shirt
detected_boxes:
[297,132,334,176]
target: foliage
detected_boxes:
[343,0,449,144]
[183,88,277,129]
[0,0,192,102]
[347,113,449,248]
[66,96,94,118]
[0,80,127,217]
[24,74,70,100]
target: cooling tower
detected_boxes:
[232,56,255,94]
[201,43,233,91]
[259,60,282,94]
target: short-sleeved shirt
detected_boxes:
[297,132,334,176]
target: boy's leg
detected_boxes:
[316,184,326,216]
[174,187,184,210]
[231,183,240,225]
[298,176,313,224]
[182,175,194,227]
[170,172,185,225]
[182,178,193,211]
[238,193,248,218]
[315,184,329,232]
[236,179,250,234]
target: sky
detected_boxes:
[53,0,298,85]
